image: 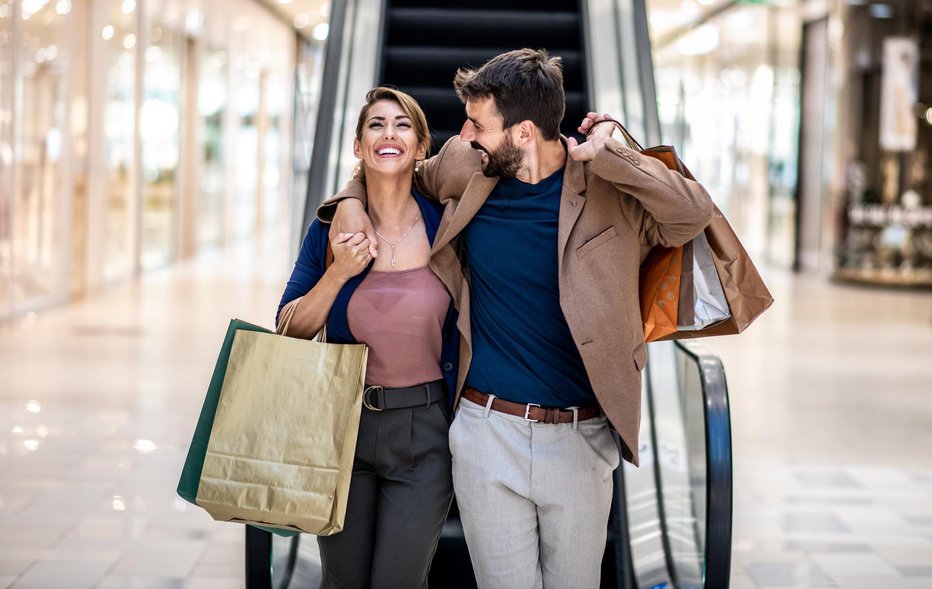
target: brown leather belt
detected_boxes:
[462,387,602,425]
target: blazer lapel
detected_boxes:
[432,172,499,253]
[558,143,587,264]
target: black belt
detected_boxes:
[363,380,446,411]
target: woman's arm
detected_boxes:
[277,227,371,339]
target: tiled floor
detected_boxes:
[701,268,932,589]
[1,235,931,589]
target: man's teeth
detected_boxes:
[377,148,401,155]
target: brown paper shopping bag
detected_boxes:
[195,306,368,535]
[605,122,773,342]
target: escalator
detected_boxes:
[247,1,733,587]
[379,0,589,153]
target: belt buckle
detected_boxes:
[363,385,384,412]
[524,403,541,422]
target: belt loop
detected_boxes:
[569,406,579,430]
[483,394,496,418]
[424,383,432,409]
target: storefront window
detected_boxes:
[4,3,73,306]
[262,70,285,230]
[140,9,183,269]
[101,0,137,282]
[0,1,13,315]
[198,46,227,249]
[232,62,259,239]
[834,0,932,286]
[0,0,306,321]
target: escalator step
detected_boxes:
[392,0,578,11]
[383,47,585,90]
[396,86,586,122]
[387,9,581,49]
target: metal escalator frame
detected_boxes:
[676,341,733,589]
[636,341,734,588]
[643,345,685,589]
[301,0,353,236]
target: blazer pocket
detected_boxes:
[632,342,648,372]
[576,226,618,260]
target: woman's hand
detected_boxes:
[328,232,372,283]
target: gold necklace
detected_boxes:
[373,213,421,268]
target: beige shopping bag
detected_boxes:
[195,301,367,535]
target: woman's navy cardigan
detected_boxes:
[276,190,459,396]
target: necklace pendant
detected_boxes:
[391,252,397,267]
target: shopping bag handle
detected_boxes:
[586,117,644,152]
[276,241,334,340]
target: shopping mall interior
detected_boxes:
[1,0,931,587]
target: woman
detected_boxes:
[276,87,457,589]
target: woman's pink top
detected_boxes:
[347,266,450,387]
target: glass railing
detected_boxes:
[623,340,733,589]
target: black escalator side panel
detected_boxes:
[380,0,589,154]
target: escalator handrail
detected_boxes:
[674,341,733,589]
[300,0,353,238]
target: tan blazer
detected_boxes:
[322,136,714,465]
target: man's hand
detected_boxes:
[577,112,617,136]
[330,199,378,258]
[567,112,618,162]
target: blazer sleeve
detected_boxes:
[276,220,326,327]
[588,137,715,248]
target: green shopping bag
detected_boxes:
[176,318,296,537]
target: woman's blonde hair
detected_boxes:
[353,87,431,183]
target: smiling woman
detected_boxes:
[275,87,459,589]
[352,86,431,183]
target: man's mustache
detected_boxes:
[470,141,488,153]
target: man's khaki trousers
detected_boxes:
[450,397,619,589]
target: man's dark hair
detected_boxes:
[453,48,565,140]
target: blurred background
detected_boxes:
[0,0,930,588]
[0,0,930,313]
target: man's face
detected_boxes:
[459,97,524,178]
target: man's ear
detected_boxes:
[516,121,535,145]
[353,138,363,160]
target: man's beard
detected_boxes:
[471,136,524,178]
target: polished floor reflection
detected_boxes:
[0,235,930,589]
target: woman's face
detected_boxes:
[354,99,427,178]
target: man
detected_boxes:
[321,49,713,588]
